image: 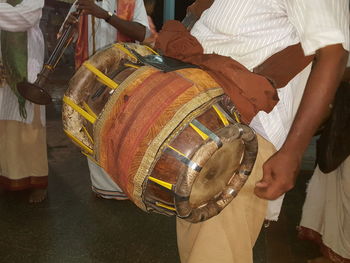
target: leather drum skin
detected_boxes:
[62,43,258,223]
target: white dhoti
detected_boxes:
[299,157,350,262]
[87,158,128,200]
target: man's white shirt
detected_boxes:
[191,0,350,220]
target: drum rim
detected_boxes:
[174,123,257,223]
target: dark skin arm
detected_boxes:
[75,0,146,42]
[343,66,350,82]
[254,44,349,200]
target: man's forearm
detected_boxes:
[343,67,350,82]
[76,0,146,42]
[281,44,348,157]
[106,14,146,42]
[254,44,349,200]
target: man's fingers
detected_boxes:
[254,185,284,200]
[76,9,88,16]
[254,164,284,200]
[254,165,272,198]
[255,162,273,186]
[77,4,89,10]
[254,182,284,200]
[254,150,300,200]
[67,15,79,24]
[255,181,269,188]
[254,183,269,198]
[254,172,293,200]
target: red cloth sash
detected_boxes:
[75,14,89,70]
[155,20,278,124]
[116,0,136,43]
[75,0,136,69]
[155,20,314,123]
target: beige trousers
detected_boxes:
[177,135,276,263]
[0,105,48,190]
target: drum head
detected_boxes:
[190,139,244,207]
[174,123,257,222]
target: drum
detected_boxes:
[62,43,258,223]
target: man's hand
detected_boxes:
[63,11,80,29]
[254,150,301,200]
[58,11,79,39]
[77,0,108,19]
[187,0,214,19]
[254,44,348,201]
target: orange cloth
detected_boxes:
[155,20,278,124]
[116,0,136,43]
[75,14,89,70]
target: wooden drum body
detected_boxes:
[62,43,258,223]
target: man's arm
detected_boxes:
[255,44,349,200]
[105,15,146,42]
[76,0,146,42]
[343,66,350,82]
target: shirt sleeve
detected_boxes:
[286,0,350,55]
[0,0,44,32]
[132,0,151,38]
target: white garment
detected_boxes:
[300,157,350,259]
[67,0,150,56]
[191,0,350,220]
[192,0,349,71]
[88,159,128,200]
[0,0,45,125]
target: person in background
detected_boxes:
[0,0,48,203]
[64,0,150,69]
[63,0,150,199]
